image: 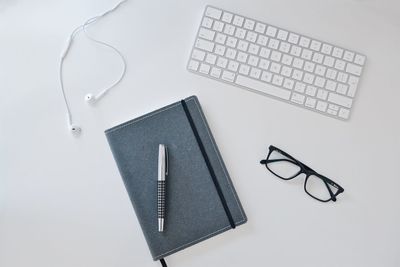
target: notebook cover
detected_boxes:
[105,96,247,260]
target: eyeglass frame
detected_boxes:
[260,145,344,202]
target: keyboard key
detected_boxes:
[216,57,228,68]
[270,62,281,73]
[292,58,304,69]
[215,33,227,44]
[282,54,293,65]
[266,26,277,37]
[226,48,237,59]
[315,65,326,76]
[304,61,315,72]
[237,52,248,63]
[215,44,225,55]
[304,73,315,84]
[257,35,269,46]
[259,59,270,70]
[306,85,317,96]
[328,92,352,108]
[326,69,337,80]
[347,76,359,97]
[192,49,206,61]
[255,22,266,34]
[268,39,280,49]
[343,51,355,62]
[325,80,337,91]
[316,101,328,112]
[310,40,321,51]
[292,69,304,81]
[314,76,326,88]
[250,68,261,79]
[188,60,199,71]
[279,42,291,53]
[260,47,271,58]
[283,78,294,89]
[290,45,302,57]
[281,66,292,77]
[213,21,224,32]
[205,7,222,19]
[332,47,344,58]
[312,53,324,64]
[232,15,244,26]
[299,37,310,48]
[222,12,233,23]
[288,33,300,44]
[248,55,259,66]
[316,89,328,100]
[244,19,255,30]
[305,97,317,108]
[354,54,366,65]
[205,53,217,64]
[199,63,211,74]
[226,36,238,47]
[291,93,305,104]
[329,104,339,111]
[336,84,348,95]
[237,40,249,51]
[210,67,222,78]
[248,44,260,54]
[224,24,236,35]
[272,75,284,86]
[294,82,306,93]
[239,64,250,75]
[236,75,291,99]
[334,59,346,71]
[199,28,215,40]
[228,60,239,71]
[235,28,247,39]
[338,108,350,119]
[327,108,338,116]
[277,30,288,40]
[271,51,282,62]
[301,49,313,60]
[321,43,332,55]
[261,71,273,82]
[346,63,362,76]
[195,38,214,52]
[323,56,335,67]
[222,70,236,82]
[202,17,213,28]
[246,32,258,42]
[337,72,348,83]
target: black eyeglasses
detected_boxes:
[260,145,344,202]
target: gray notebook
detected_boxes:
[105,96,247,261]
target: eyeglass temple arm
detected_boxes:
[260,158,298,165]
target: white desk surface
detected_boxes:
[1,0,400,266]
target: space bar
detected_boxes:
[235,75,291,100]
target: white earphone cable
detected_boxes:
[59,0,128,132]
[82,17,127,98]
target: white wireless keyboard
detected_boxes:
[187,6,366,120]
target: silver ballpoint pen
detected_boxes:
[158,144,168,232]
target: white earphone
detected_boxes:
[59,0,128,136]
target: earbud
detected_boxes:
[69,124,82,136]
[84,93,96,104]
[58,0,127,136]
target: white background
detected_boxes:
[1,0,400,266]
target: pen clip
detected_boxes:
[165,146,168,176]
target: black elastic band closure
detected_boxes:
[160,258,167,267]
[181,100,236,229]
